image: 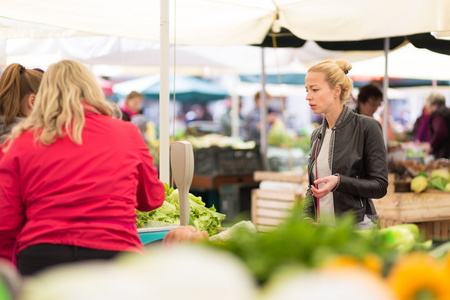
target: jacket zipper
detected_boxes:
[356,175,363,207]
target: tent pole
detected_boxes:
[260,47,269,170]
[231,75,240,139]
[159,0,170,184]
[382,37,389,150]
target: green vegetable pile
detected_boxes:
[209,205,430,283]
[410,168,450,193]
[136,184,226,236]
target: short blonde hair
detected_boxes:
[307,60,353,103]
[6,60,115,148]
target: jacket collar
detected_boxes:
[81,101,101,115]
[322,104,354,134]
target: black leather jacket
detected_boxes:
[304,105,388,223]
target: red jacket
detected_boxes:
[0,111,165,263]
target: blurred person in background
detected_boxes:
[186,104,213,124]
[354,84,383,118]
[425,92,450,159]
[220,97,243,136]
[0,64,44,143]
[411,105,431,143]
[120,91,144,121]
[0,60,165,276]
[243,91,278,144]
[303,60,387,229]
[131,114,150,142]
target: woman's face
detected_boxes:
[359,96,382,117]
[305,71,339,115]
[126,96,143,112]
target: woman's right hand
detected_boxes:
[311,175,339,198]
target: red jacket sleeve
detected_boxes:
[135,138,165,212]
[0,154,25,263]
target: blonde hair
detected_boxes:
[0,63,44,130]
[6,60,115,149]
[308,60,353,103]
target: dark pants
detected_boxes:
[17,244,122,276]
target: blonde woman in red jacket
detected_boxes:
[0,60,165,276]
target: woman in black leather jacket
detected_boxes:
[303,60,388,229]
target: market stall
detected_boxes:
[374,159,450,241]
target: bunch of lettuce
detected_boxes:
[136,184,226,236]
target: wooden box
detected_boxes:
[373,190,450,223]
[251,189,302,232]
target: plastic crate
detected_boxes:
[194,146,263,176]
[219,184,240,221]
[219,183,258,222]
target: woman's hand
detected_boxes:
[162,225,209,247]
[311,175,339,198]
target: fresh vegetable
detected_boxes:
[387,252,450,300]
[379,224,426,254]
[431,169,450,182]
[429,241,450,259]
[446,182,450,192]
[357,223,431,255]
[267,119,288,147]
[209,210,400,283]
[259,268,396,300]
[137,184,226,236]
[429,176,449,191]
[410,175,428,193]
[209,221,257,243]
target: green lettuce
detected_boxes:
[137,183,226,236]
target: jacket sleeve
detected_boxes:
[0,154,25,263]
[135,134,165,212]
[336,119,388,199]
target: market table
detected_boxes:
[374,174,450,241]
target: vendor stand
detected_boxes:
[374,173,450,241]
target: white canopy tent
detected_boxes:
[0,0,449,44]
[1,0,450,182]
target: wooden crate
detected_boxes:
[251,189,302,232]
[253,171,306,183]
[373,190,450,223]
[379,218,450,241]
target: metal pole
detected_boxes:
[231,75,240,138]
[383,38,389,149]
[159,0,170,184]
[260,47,268,169]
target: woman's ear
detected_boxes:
[334,85,341,99]
[28,94,36,109]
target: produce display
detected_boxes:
[209,210,431,283]
[136,184,226,235]
[389,159,450,193]
[411,168,450,193]
[16,207,450,300]
[185,134,255,150]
